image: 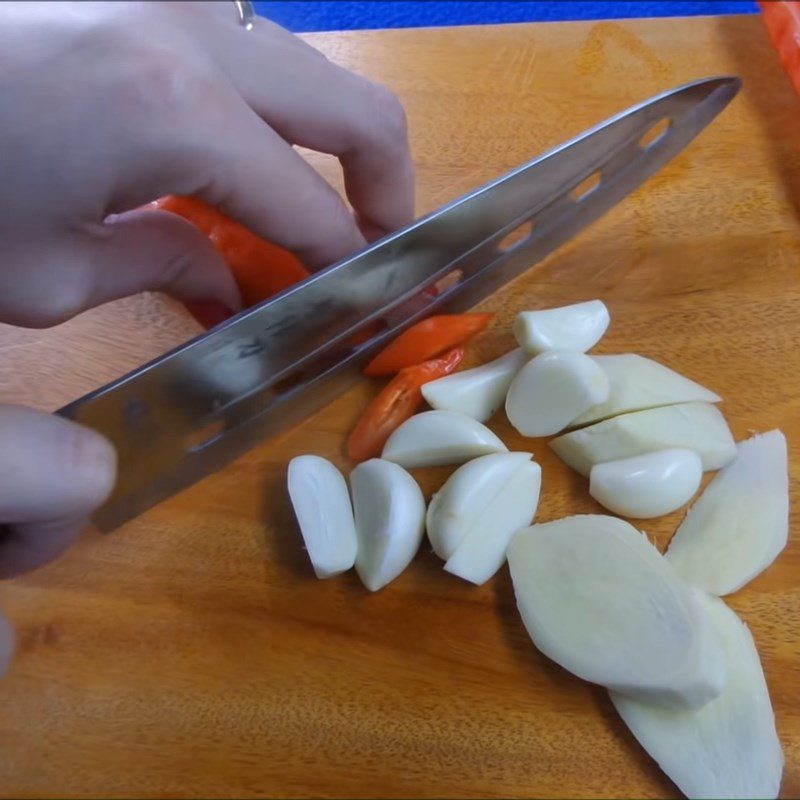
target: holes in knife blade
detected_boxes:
[570,171,601,202]
[185,419,225,452]
[432,269,464,295]
[639,117,671,150]
[498,221,534,252]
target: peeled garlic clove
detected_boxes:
[572,354,722,428]
[421,348,527,422]
[287,455,358,578]
[611,592,784,800]
[381,410,507,468]
[666,430,789,596]
[508,515,727,710]
[513,300,610,355]
[350,458,425,591]
[589,448,703,519]
[506,351,610,437]
[550,402,736,478]
[426,452,533,559]
[444,460,541,585]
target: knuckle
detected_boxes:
[366,83,409,150]
[25,289,88,329]
[311,185,356,240]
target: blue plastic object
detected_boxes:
[255,1,757,34]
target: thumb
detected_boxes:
[84,208,242,313]
[0,405,116,579]
[0,209,242,330]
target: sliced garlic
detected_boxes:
[381,410,507,468]
[350,458,425,591]
[287,455,358,578]
[426,452,533,559]
[444,460,541,585]
[550,402,736,477]
[666,430,789,596]
[421,348,527,422]
[589,448,703,519]
[513,300,610,355]
[571,354,722,428]
[508,515,726,710]
[425,452,541,584]
[506,351,610,437]
[611,592,784,800]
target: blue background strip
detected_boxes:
[255,2,757,34]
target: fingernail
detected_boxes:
[186,300,235,330]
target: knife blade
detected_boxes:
[58,75,741,531]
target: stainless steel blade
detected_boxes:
[59,76,741,531]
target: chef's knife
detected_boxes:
[58,76,741,531]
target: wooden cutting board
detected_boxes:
[0,13,797,799]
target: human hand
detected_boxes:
[0,0,413,328]
[0,0,414,673]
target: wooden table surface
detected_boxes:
[0,12,798,799]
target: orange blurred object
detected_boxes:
[346,347,465,463]
[363,313,493,377]
[152,196,309,327]
[759,2,800,99]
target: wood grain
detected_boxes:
[0,13,798,798]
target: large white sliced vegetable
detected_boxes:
[589,448,703,519]
[611,592,783,800]
[425,452,541,584]
[506,351,610,437]
[421,348,527,422]
[381,410,507,468]
[507,515,726,709]
[350,458,425,591]
[287,456,358,578]
[550,402,736,477]
[571,354,721,428]
[666,430,789,596]
[513,300,610,355]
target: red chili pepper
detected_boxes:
[363,313,492,377]
[151,196,310,327]
[759,2,800,99]
[347,347,465,463]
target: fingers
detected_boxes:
[184,8,415,240]
[0,405,116,579]
[156,95,368,270]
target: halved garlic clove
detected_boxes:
[421,348,527,423]
[666,430,789,596]
[426,452,533,559]
[444,460,541,585]
[589,448,703,519]
[381,410,507,468]
[506,351,611,437]
[550,402,737,478]
[287,455,358,578]
[350,458,425,591]
[508,515,727,710]
[571,354,722,428]
[513,300,610,355]
[426,451,541,584]
[611,592,784,800]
